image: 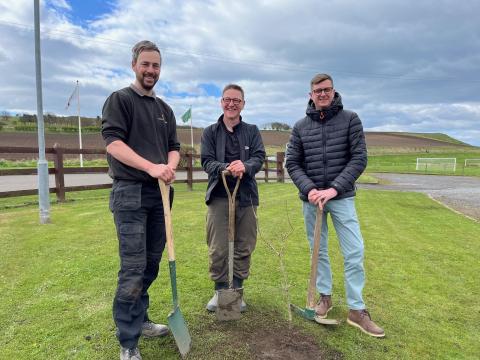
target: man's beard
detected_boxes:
[138,73,158,91]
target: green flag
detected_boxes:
[181,107,192,123]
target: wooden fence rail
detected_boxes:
[0,145,286,201]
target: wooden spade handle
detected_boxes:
[158,180,175,262]
[307,206,323,308]
[221,170,241,288]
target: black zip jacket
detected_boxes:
[286,93,367,201]
[201,115,266,207]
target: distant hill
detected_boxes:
[0,130,475,157]
[250,130,475,149]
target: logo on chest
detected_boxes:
[157,114,166,124]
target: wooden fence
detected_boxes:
[0,145,286,201]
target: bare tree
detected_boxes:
[254,200,295,322]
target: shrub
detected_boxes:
[178,145,197,168]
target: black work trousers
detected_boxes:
[109,179,171,349]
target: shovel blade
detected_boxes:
[290,303,315,320]
[290,304,339,325]
[167,306,191,357]
[216,288,243,321]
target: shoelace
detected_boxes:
[317,296,330,306]
[360,309,372,319]
[127,348,139,356]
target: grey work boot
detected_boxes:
[141,320,169,337]
[240,297,247,312]
[120,346,142,360]
[206,291,218,312]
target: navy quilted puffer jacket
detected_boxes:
[286,92,367,201]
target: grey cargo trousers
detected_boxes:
[206,197,257,286]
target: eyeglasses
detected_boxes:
[222,97,243,105]
[312,87,333,95]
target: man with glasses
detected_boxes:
[201,84,266,312]
[286,74,385,337]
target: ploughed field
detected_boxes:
[0,130,470,160]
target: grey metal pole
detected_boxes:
[34,0,51,224]
[76,80,84,167]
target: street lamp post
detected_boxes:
[34,0,50,224]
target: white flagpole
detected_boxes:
[76,80,83,167]
[189,106,194,149]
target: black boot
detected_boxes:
[233,276,244,289]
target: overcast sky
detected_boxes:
[1,0,479,145]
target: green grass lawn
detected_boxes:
[367,151,480,176]
[1,183,479,359]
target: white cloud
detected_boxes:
[48,0,71,11]
[0,0,479,145]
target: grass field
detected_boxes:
[1,183,479,359]
[2,149,480,178]
[367,150,480,176]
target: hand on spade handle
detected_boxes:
[226,160,245,179]
[308,188,338,210]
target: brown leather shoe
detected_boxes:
[314,294,332,318]
[347,309,385,338]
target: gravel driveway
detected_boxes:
[358,173,480,221]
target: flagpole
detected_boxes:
[189,105,194,149]
[76,80,83,167]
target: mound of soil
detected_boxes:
[200,313,343,360]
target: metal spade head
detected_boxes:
[216,287,243,321]
[167,306,192,357]
[290,304,339,325]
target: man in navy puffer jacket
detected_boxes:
[286,73,384,338]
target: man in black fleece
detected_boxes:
[102,40,180,360]
[201,84,265,313]
[286,73,384,338]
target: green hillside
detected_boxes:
[392,132,471,146]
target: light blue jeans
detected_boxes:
[303,197,366,310]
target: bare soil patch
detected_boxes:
[365,132,461,148]
[200,316,343,360]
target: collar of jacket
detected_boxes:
[129,83,156,98]
[306,92,343,122]
[214,114,247,162]
[217,114,243,132]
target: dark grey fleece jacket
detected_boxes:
[201,115,266,207]
[286,92,367,201]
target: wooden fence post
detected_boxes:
[264,159,269,183]
[53,143,66,202]
[276,152,285,183]
[186,153,193,191]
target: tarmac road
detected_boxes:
[358,173,480,221]
[1,171,478,221]
[0,170,206,192]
